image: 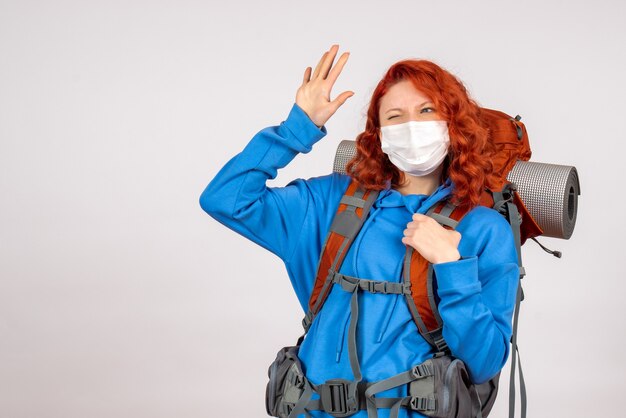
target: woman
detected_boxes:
[200,45,519,417]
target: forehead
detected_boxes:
[379,80,432,111]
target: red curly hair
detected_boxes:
[346,59,494,210]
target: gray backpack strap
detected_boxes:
[313,282,365,417]
[298,184,379,417]
[286,378,314,418]
[402,247,441,349]
[332,272,408,295]
[493,183,527,418]
[302,184,379,332]
[364,363,436,418]
[428,201,459,229]
[509,282,526,418]
[402,201,458,354]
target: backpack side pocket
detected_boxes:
[408,356,498,418]
[265,345,307,417]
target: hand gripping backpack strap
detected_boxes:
[402,200,467,355]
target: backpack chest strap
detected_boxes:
[332,272,409,295]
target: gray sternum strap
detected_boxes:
[332,272,409,295]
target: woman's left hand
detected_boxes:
[402,213,462,264]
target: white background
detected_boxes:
[1,0,624,417]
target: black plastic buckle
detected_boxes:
[319,379,358,417]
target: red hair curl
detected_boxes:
[346,59,494,210]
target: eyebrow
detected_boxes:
[384,101,433,114]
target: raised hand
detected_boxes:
[296,44,354,128]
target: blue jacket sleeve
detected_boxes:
[199,103,352,306]
[432,206,520,384]
[199,103,328,261]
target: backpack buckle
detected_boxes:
[366,280,386,294]
[411,363,433,378]
[410,396,436,411]
[319,379,359,417]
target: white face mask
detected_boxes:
[380,120,450,177]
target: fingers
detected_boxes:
[299,45,351,126]
[326,51,350,85]
[330,90,354,110]
[451,230,462,244]
[312,45,339,80]
[312,50,329,79]
[403,222,417,238]
[319,45,339,79]
[302,67,312,85]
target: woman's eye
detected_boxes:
[387,115,398,120]
[421,107,435,113]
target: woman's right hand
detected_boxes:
[296,44,354,128]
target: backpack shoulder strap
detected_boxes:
[302,178,379,332]
[492,182,527,418]
[409,186,527,418]
[402,199,472,354]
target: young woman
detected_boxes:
[200,44,519,418]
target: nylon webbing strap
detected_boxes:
[438,201,456,218]
[346,284,362,414]
[429,212,459,229]
[426,327,449,354]
[402,246,435,345]
[364,363,435,418]
[329,271,414,417]
[340,195,367,208]
[427,264,444,329]
[504,193,527,418]
[402,200,461,353]
[287,378,314,418]
[509,284,526,418]
[303,183,379,332]
[332,272,408,295]
[304,395,410,412]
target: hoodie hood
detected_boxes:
[373,177,454,211]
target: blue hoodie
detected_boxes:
[200,103,519,418]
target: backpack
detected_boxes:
[265,109,573,418]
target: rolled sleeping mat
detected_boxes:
[332,139,580,240]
